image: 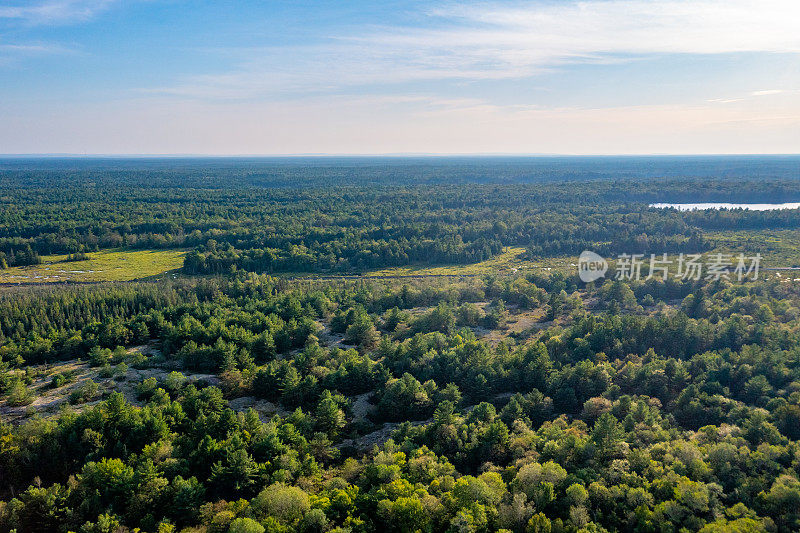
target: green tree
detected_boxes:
[228,517,265,533]
[591,412,624,461]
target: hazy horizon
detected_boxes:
[2,1,800,155]
[2,153,800,159]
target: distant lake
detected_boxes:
[651,202,800,211]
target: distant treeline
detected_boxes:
[2,158,800,271]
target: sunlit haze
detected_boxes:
[2,0,800,154]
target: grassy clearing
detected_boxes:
[363,247,573,278]
[3,229,794,286]
[362,231,800,282]
[0,248,187,284]
[706,229,800,268]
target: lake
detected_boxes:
[650,202,800,211]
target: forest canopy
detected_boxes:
[1,158,800,533]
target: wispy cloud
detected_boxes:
[0,41,74,66]
[424,0,800,55]
[0,0,115,26]
[0,43,68,53]
[709,88,798,104]
[0,1,113,65]
[146,0,800,100]
[752,89,786,96]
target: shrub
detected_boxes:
[6,380,33,406]
[69,380,99,404]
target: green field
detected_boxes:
[362,247,575,278]
[363,229,800,280]
[707,229,800,268]
[3,229,798,286]
[0,248,187,283]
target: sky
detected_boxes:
[1,0,799,155]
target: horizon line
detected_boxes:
[2,153,800,159]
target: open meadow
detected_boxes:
[0,248,186,284]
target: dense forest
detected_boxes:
[4,157,800,273]
[1,158,800,532]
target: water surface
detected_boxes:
[651,202,800,211]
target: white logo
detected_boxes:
[579,250,608,282]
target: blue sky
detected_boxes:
[1,0,799,154]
